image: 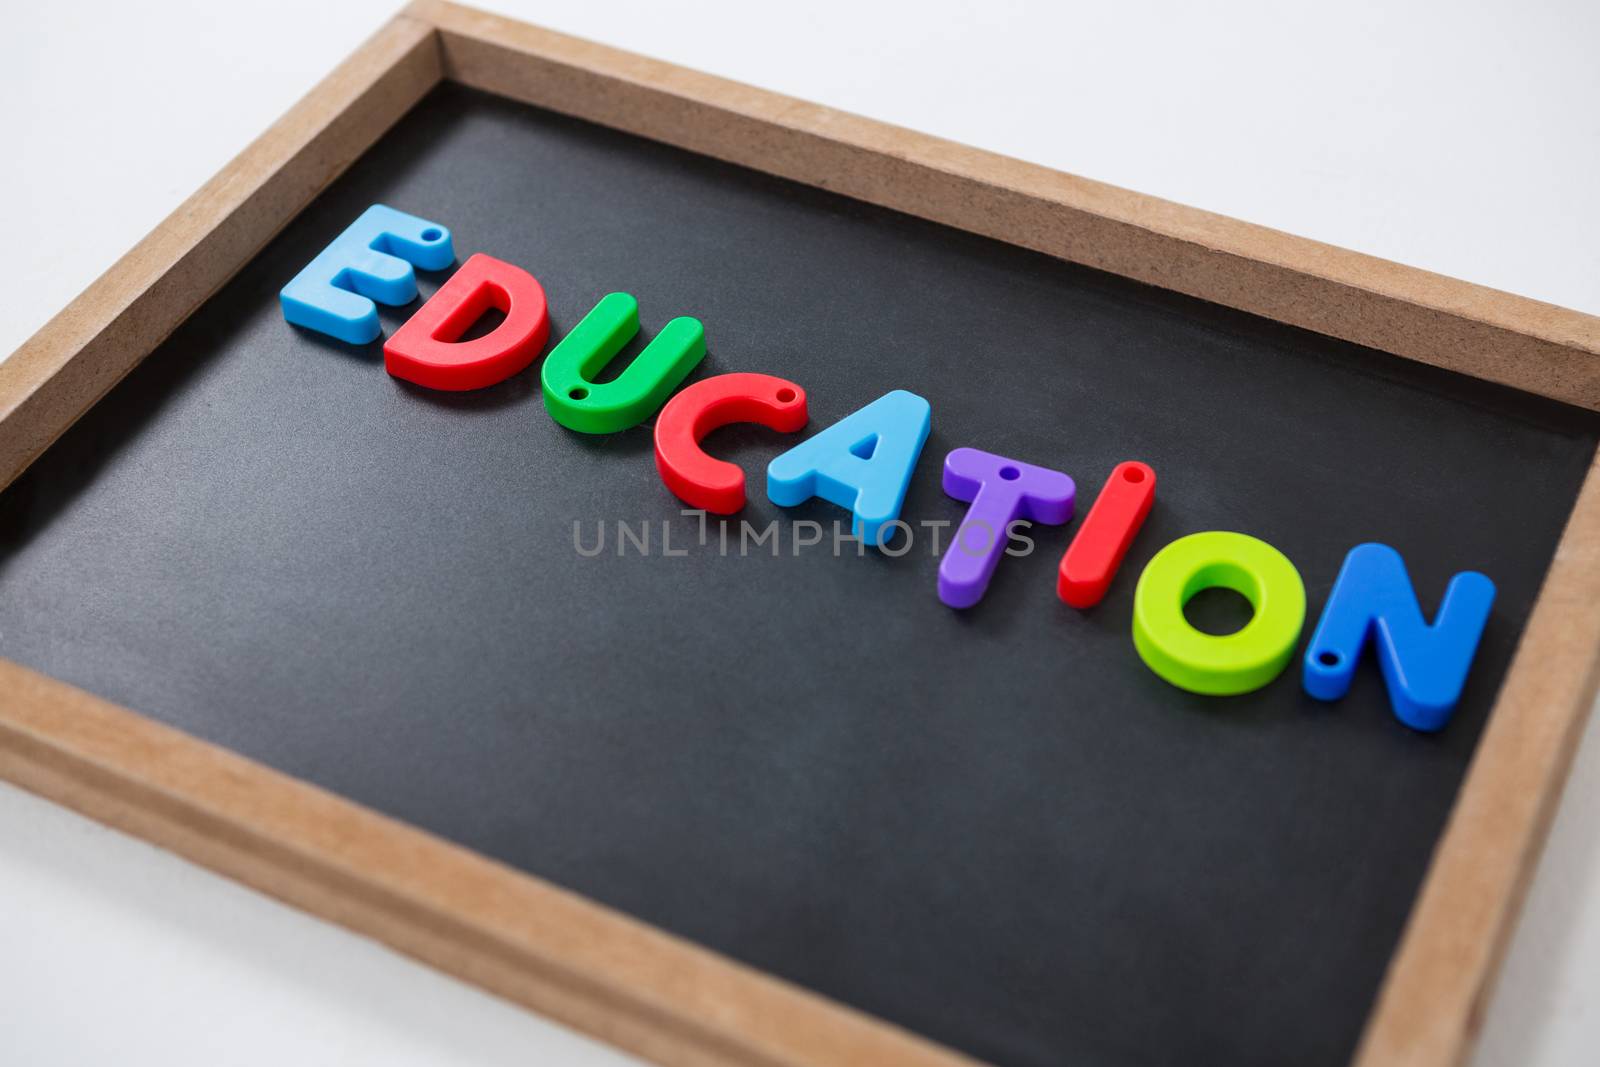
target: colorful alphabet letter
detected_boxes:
[654,373,809,513]
[1058,461,1155,609]
[939,448,1075,609]
[542,292,705,434]
[766,390,931,545]
[280,204,454,344]
[1133,531,1306,696]
[383,253,550,391]
[1302,543,1495,732]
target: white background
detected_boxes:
[1,1,1596,1063]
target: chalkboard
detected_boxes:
[3,84,1596,1067]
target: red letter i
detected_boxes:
[1057,461,1156,608]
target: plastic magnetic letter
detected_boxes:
[1302,543,1495,732]
[939,448,1075,609]
[1133,531,1306,696]
[382,253,550,391]
[1058,461,1155,609]
[280,204,454,344]
[654,373,808,513]
[766,390,932,545]
[541,292,705,434]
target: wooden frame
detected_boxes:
[3,4,1599,1065]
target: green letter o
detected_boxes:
[1133,531,1306,696]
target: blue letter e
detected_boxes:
[766,389,931,545]
[280,204,454,344]
[1303,543,1495,732]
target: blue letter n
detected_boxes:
[1303,543,1495,732]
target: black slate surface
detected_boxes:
[3,85,1597,1067]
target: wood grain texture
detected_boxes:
[416,0,1600,411]
[0,658,976,1067]
[0,14,442,493]
[1354,453,1600,1067]
[2,4,1599,1066]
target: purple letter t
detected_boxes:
[939,448,1075,609]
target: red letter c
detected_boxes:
[654,373,808,513]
